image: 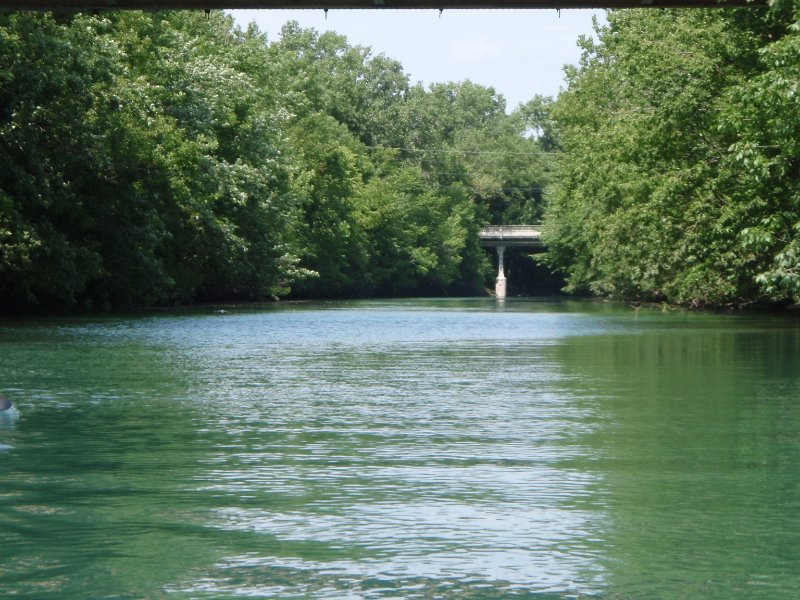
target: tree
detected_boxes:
[543,6,793,306]
[0,12,549,309]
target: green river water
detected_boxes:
[1,298,800,599]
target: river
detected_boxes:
[1,298,799,598]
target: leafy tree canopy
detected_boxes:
[0,11,549,310]
[543,2,800,307]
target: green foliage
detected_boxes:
[0,11,303,309]
[544,5,800,306]
[288,112,369,297]
[0,11,545,310]
[354,168,479,295]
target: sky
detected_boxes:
[229,9,606,111]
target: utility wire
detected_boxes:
[363,144,560,158]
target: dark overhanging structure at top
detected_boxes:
[0,0,769,10]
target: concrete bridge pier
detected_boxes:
[495,246,507,299]
[478,225,544,300]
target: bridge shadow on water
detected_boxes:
[489,248,567,297]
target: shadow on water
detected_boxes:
[547,311,800,598]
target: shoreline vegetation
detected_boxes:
[2,295,799,320]
[543,1,800,309]
[2,2,800,313]
[0,11,552,312]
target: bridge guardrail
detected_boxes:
[478,225,544,238]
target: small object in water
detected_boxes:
[0,396,19,422]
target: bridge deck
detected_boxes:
[1,0,766,9]
[479,225,544,248]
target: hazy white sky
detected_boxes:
[230,9,606,111]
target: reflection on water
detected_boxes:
[0,412,17,452]
[557,321,800,598]
[1,299,800,598]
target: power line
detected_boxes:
[390,184,546,193]
[363,144,560,158]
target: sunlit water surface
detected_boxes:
[2,298,800,598]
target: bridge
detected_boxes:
[479,225,544,299]
[1,0,767,10]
